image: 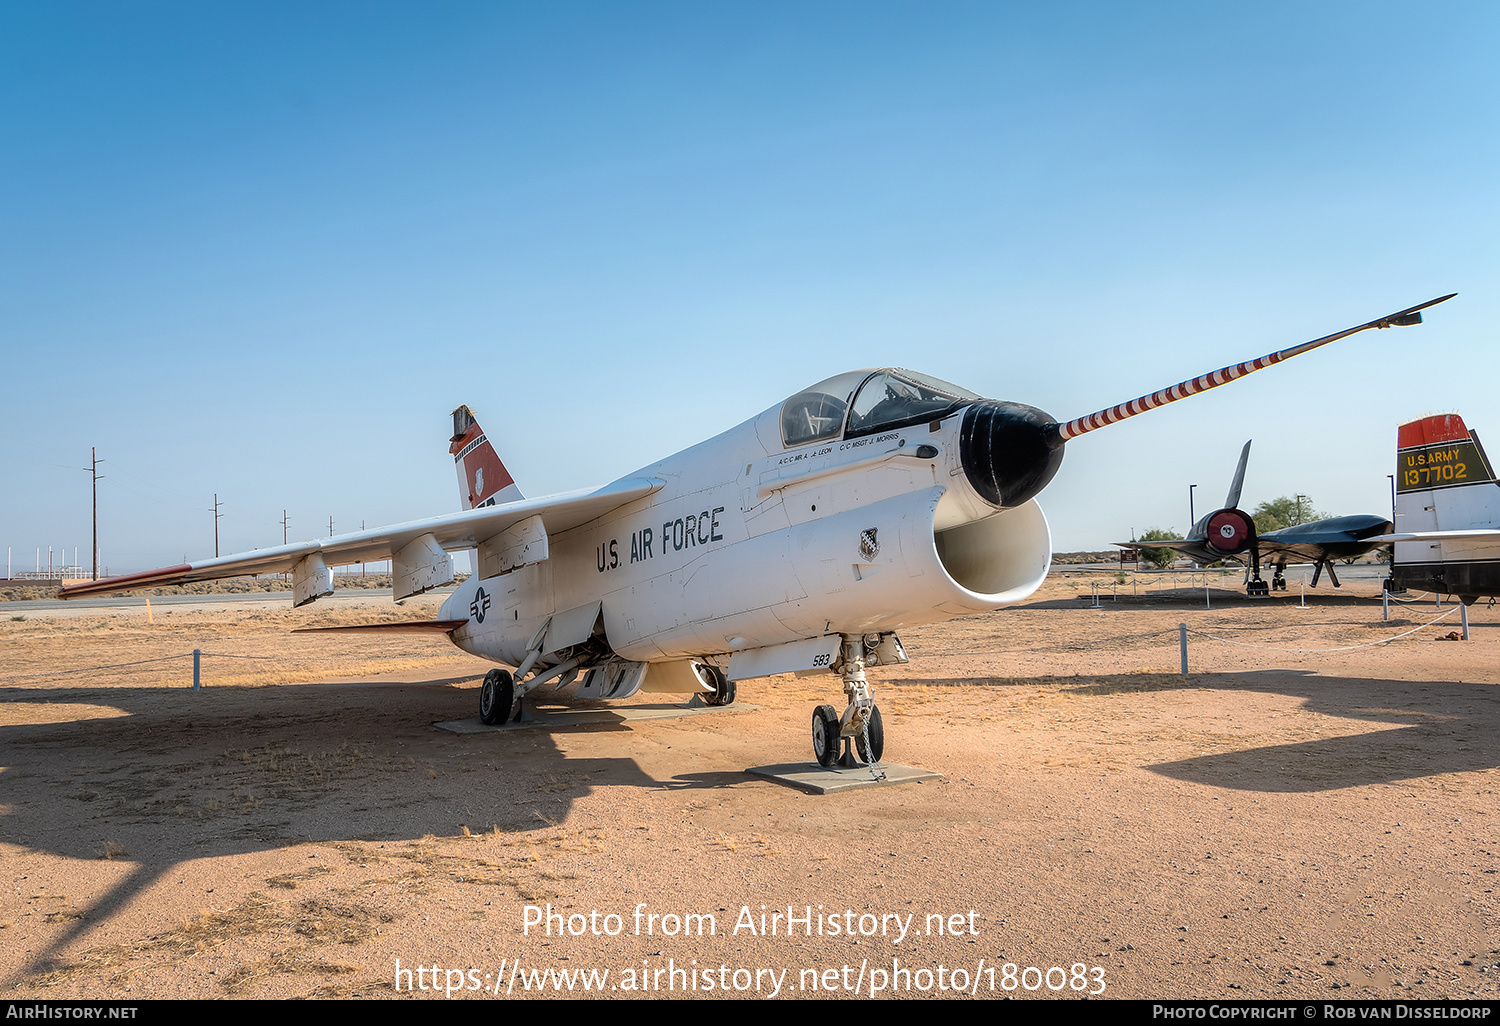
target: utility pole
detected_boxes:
[282,510,289,545]
[212,494,223,557]
[84,447,105,580]
[1189,483,1197,527]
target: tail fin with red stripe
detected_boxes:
[1388,413,1500,596]
[450,405,523,509]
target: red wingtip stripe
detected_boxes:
[1398,414,1470,449]
[58,564,195,599]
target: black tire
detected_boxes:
[812,704,841,767]
[479,668,515,725]
[855,704,884,764]
[699,664,736,706]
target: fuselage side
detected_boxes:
[439,377,1053,670]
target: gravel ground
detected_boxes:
[1,573,1496,1000]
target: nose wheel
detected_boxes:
[809,634,887,771]
[810,702,884,767]
[812,705,840,767]
[856,704,884,763]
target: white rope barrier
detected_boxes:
[1184,605,1459,654]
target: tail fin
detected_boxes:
[450,405,523,510]
[1395,414,1497,533]
[1390,414,1500,595]
[1223,439,1252,510]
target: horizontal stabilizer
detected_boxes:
[1368,529,1500,543]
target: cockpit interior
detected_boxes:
[779,369,979,448]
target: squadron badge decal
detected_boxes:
[859,528,880,562]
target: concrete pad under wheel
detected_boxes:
[746,762,942,794]
[435,701,757,734]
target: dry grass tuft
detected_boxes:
[97,840,128,860]
[266,866,333,890]
[219,946,359,995]
[30,890,393,991]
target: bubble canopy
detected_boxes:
[779,369,980,448]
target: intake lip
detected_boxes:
[959,400,1066,508]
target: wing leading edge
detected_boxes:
[58,476,664,602]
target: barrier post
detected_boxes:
[1179,623,1188,676]
[1382,589,1389,622]
[193,649,201,690]
[1461,602,1470,640]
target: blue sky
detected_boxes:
[2,2,1495,573]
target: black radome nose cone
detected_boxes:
[959,401,1066,508]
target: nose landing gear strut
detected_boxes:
[811,634,886,775]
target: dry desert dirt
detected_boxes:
[1,571,1497,1001]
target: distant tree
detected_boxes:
[1136,528,1181,570]
[1252,495,1326,533]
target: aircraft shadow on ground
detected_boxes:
[0,675,679,982]
[1063,669,1500,793]
[877,668,1498,791]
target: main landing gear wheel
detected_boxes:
[812,704,840,767]
[699,664,736,707]
[479,668,515,726]
[855,704,884,764]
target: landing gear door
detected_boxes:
[870,634,908,667]
[548,600,602,651]
[577,659,648,700]
[727,634,842,681]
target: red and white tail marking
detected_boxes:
[450,405,523,509]
[1389,413,1500,558]
[1398,414,1472,451]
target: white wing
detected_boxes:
[60,476,662,602]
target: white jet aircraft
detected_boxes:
[62,296,1452,767]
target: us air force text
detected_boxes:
[595,508,725,572]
